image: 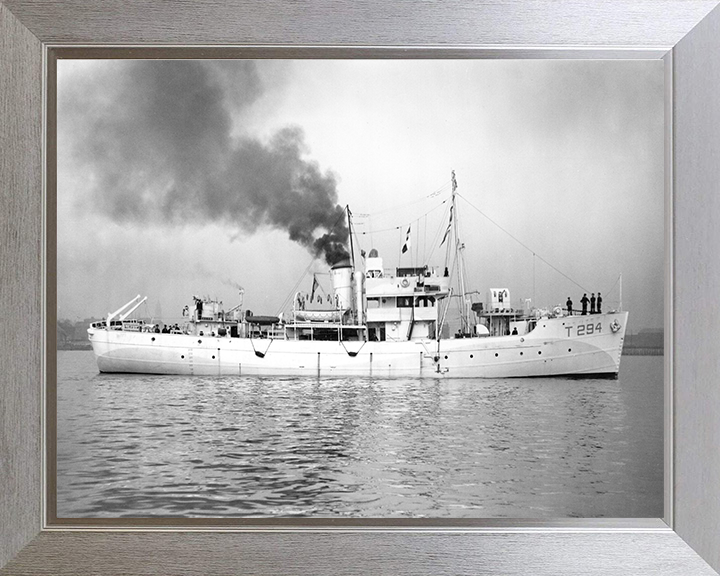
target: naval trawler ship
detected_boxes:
[88,173,627,378]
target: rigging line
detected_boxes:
[451,251,466,328]
[397,225,402,265]
[282,204,352,309]
[438,253,459,339]
[358,179,452,218]
[355,198,448,235]
[277,203,351,314]
[353,223,370,261]
[275,257,318,317]
[424,199,453,266]
[357,225,403,235]
[456,193,589,293]
[414,215,420,265]
[310,274,331,298]
[349,210,370,266]
[427,179,453,197]
[366,214,374,251]
[443,202,453,278]
[533,254,536,304]
[449,290,482,298]
[602,274,621,303]
[454,189,469,318]
[422,213,428,265]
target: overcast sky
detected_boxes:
[57,59,664,332]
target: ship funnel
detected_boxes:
[330,259,353,310]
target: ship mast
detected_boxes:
[346,205,365,328]
[346,205,355,270]
[450,171,472,335]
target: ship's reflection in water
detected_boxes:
[57,351,663,518]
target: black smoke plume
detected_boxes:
[59,60,349,265]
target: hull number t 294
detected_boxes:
[566,323,602,337]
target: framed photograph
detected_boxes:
[2,2,720,575]
[51,54,667,526]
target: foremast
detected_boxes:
[346,206,366,327]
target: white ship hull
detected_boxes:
[88,312,628,379]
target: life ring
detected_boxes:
[401,278,409,288]
[610,319,621,333]
[553,306,562,317]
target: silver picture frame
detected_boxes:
[2,1,720,574]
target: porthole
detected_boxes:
[444,355,448,360]
[151,337,155,342]
[538,351,542,355]
[181,355,185,359]
[198,339,202,344]
[470,354,474,359]
[568,348,572,352]
[495,353,499,357]
[212,355,216,359]
[520,352,523,356]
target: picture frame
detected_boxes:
[2,1,720,574]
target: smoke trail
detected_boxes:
[59,60,349,265]
[222,279,245,293]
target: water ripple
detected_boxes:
[57,351,663,518]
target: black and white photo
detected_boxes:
[56,58,664,519]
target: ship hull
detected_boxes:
[88,312,628,379]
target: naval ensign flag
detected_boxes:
[440,205,453,246]
[402,226,411,254]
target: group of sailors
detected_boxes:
[566,292,602,316]
[296,292,337,311]
[152,323,182,334]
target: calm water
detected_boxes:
[57,351,663,518]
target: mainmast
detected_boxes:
[450,171,472,335]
